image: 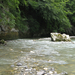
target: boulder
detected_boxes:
[50,33,71,41]
[0,39,6,44]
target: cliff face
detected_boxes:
[0,26,19,40]
[0,2,19,40]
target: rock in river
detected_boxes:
[16,63,22,66]
[50,33,71,41]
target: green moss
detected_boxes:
[0,32,19,40]
[0,39,5,44]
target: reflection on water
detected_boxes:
[0,38,75,75]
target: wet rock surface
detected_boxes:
[0,25,19,40]
[16,63,22,66]
[13,65,68,75]
[13,57,68,75]
[11,38,70,75]
[50,33,71,41]
[1,39,74,75]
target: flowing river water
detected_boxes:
[0,38,75,75]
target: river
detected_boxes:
[0,38,75,75]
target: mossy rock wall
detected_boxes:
[0,32,19,40]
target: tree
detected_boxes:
[0,0,72,37]
[0,0,28,32]
[25,0,71,34]
[66,0,75,35]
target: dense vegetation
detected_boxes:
[0,0,75,37]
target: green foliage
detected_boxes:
[27,0,71,33]
[0,0,16,28]
[0,0,28,32]
[66,0,75,24]
[0,0,73,37]
[28,17,40,34]
[15,16,28,32]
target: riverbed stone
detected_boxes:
[17,63,22,66]
[37,70,46,75]
[14,66,68,75]
[11,65,15,67]
[50,33,71,41]
[60,71,68,75]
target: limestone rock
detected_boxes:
[50,33,71,41]
[11,28,19,32]
[0,26,19,40]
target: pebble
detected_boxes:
[30,51,35,53]
[43,68,48,71]
[14,68,18,70]
[37,71,45,75]
[50,68,55,71]
[14,65,68,75]
[16,63,22,66]
[61,71,68,75]
[54,71,57,74]
[49,71,53,74]
[11,65,14,67]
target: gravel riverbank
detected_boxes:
[12,63,68,75]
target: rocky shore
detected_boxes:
[12,62,68,75]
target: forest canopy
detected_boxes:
[0,0,75,37]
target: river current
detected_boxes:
[0,38,75,75]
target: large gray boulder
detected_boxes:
[50,33,71,41]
